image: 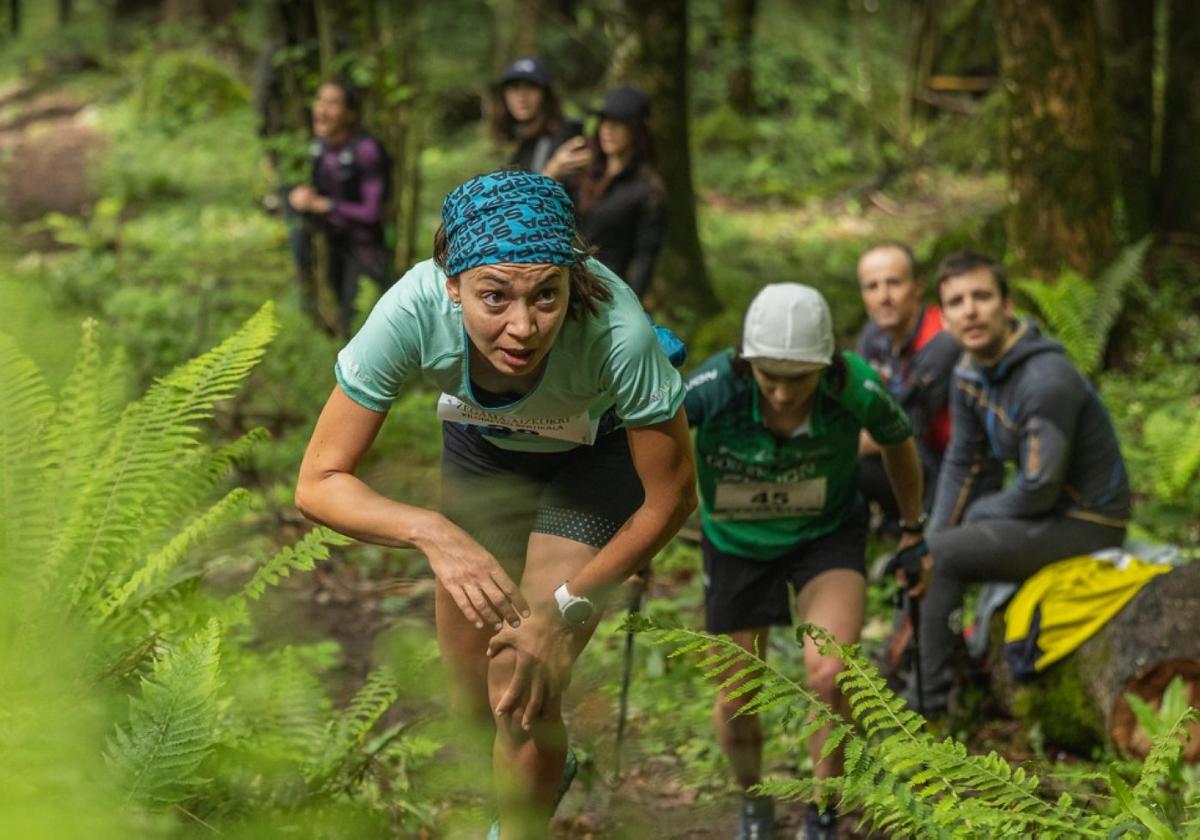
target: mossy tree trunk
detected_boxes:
[1098,0,1156,242]
[623,0,720,317]
[990,560,1200,763]
[994,0,1117,279]
[1159,0,1200,239]
[723,0,757,115]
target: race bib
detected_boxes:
[712,479,827,521]
[436,394,599,445]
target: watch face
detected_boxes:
[563,599,594,625]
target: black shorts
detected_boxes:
[702,513,868,634]
[440,422,644,571]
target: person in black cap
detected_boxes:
[569,86,666,301]
[490,56,590,180]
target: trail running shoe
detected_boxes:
[800,804,836,840]
[487,749,579,839]
[735,795,774,840]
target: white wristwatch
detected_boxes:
[553,582,595,626]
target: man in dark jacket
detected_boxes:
[899,251,1131,712]
[856,242,960,531]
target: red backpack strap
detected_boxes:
[913,306,944,351]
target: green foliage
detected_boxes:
[0,312,435,834]
[1143,409,1200,502]
[631,616,1200,838]
[136,51,250,133]
[108,620,224,803]
[1016,237,1151,377]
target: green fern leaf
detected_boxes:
[1132,705,1199,803]
[107,619,222,803]
[226,526,351,611]
[41,302,278,603]
[309,669,400,788]
[1015,238,1149,377]
[0,331,56,572]
[1142,409,1200,500]
[97,487,257,620]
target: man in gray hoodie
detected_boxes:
[897,251,1130,712]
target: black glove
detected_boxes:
[883,539,928,583]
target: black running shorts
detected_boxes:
[440,422,644,571]
[702,511,867,634]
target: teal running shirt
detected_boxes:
[684,349,912,560]
[336,258,685,452]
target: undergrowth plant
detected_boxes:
[1015,237,1150,378]
[630,616,1200,838]
[0,304,435,836]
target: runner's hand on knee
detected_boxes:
[423,520,530,628]
[488,614,574,730]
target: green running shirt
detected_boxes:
[684,349,912,560]
[335,258,685,453]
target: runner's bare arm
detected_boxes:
[564,406,697,600]
[879,436,924,530]
[296,386,529,627]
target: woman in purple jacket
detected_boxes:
[288,78,392,337]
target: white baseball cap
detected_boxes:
[741,283,835,366]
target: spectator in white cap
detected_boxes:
[682,282,925,840]
[490,56,590,180]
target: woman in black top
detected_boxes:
[571,86,666,301]
[490,56,590,181]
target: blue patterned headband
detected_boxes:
[441,170,577,275]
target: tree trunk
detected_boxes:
[623,0,719,317]
[990,560,1200,762]
[1098,0,1156,241]
[58,0,71,25]
[9,0,19,35]
[722,0,756,115]
[492,0,542,78]
[900,0,938,150]
[314,0,335,78]
[1159,0,1200,240]
[994,0,1117,279]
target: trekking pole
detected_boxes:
[613,569,649,782]
[908,592,926,719]
[886,540,929,719]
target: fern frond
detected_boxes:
[97,487,257,620]
[227,647,330,766]
[308,668,400,789]
[194,426,270,484]
[1132,706,1199,802]
[631,615,1106,838]
[39,303,278,604]
[226,526,351,613]
[1108,766,1176,840]
[0,331,56,572]
[42,319,111,527]
[1015,237,1149,377]
[809,625,1102,836]
[1093,236,1150,347]
[106,619,223,803]
[1142,409,1200,501]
